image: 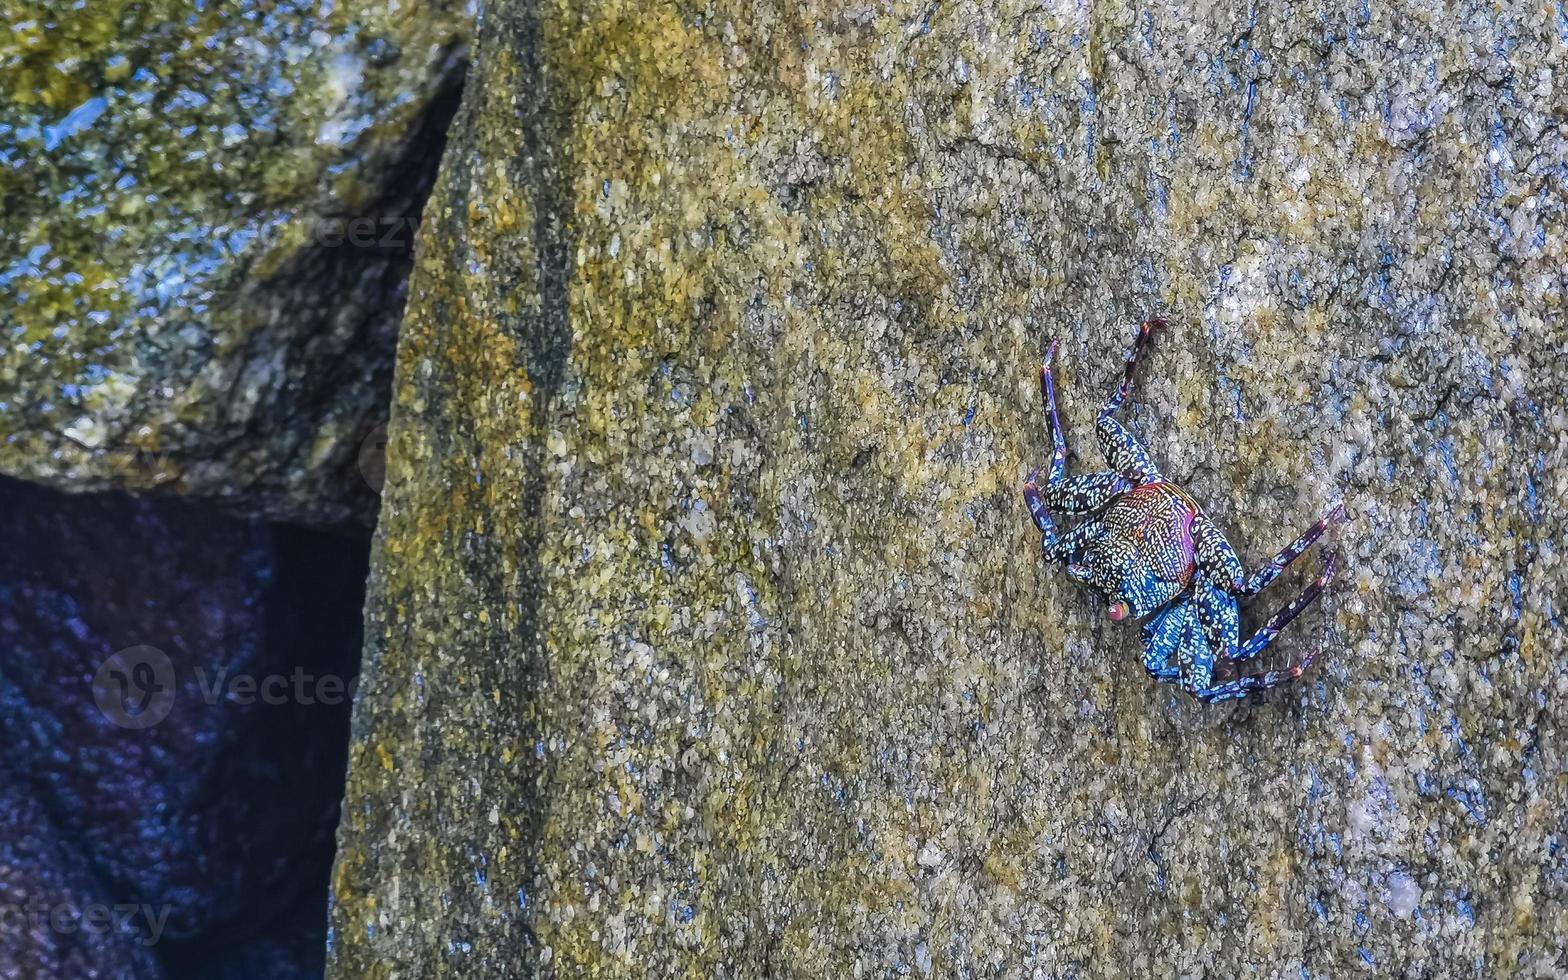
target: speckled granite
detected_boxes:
[329,0,1568,975]
[0,1,467,525]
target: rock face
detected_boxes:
[330,0,1567,975]
[0,1,466,526]
[0,478,367,977]
[0,777,162,979]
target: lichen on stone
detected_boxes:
[0,0,468,524]
[331,0,1568,975]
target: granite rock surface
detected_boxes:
[331,0,1568,975]
[0,0,467,525]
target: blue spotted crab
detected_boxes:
[1023,317,1343,702]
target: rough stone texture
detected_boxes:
[330,0,1568,975]
[0,774,161,979]
[0,478,367,976]
[0,0,467,526]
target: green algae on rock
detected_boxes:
[0,0,468,525]
[331,0,1568,975]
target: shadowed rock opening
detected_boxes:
[0,477,367,977]
[0,26,468,978]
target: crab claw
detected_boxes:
[1108,601,1130,621]
[1044,337,1060,366]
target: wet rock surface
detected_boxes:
[0,0,467,526]
[323,0,1568,975]
[0,478,367,977]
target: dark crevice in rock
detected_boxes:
[157,521,371,978]
[0,46,468,980]
[0,476,369,978]
[209,54,471,530]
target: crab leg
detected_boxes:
[1139,601,1188,684]
[1024,471,1129,526]
[1100,316,1166,418]
[1239,500,1346,596]
[1024,339,1130,542]
[1042,338,1068,483]
[1192,650,1320,703]
[1231,552,1340,663]
[1095,317,1165,483]
[1043,515,1107,564]
[1024,340,1069,544]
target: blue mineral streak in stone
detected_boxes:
[43,97,107,151]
